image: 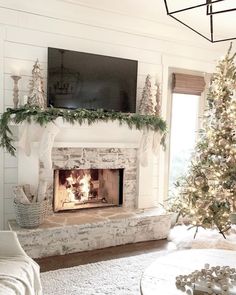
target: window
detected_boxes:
[168,73,205,196]
[168,93,200,193]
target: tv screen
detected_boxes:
[47,47,138,113]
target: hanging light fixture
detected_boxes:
[48,49,80,98]
[164,0,236,43]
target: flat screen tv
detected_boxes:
[47,47,138,113]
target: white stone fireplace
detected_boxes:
[17,119,160,211]
[9,120,172,258]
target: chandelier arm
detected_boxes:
[207,8,236,15]
[163,0,169,14]
[212,36,236,43]
[164,0,224,16]
[209,3,214,42]
[168,14,212,43]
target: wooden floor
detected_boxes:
[36,239,173,272]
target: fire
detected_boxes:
[54,168,121,212]
[66,172,91,202]
[79,173,91,201]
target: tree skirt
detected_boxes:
[40,251,167,295]
[168,225,236,250]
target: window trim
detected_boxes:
[159,67,208,203]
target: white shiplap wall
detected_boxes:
[0,26,4,230]
[0,0,230,229]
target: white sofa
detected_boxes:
[0,231,42,295]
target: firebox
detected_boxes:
[53,169,123,212]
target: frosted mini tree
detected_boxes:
[27,60,46,109]
[154,81,161,116]
[171,44,236,237]
[139,74,154,115]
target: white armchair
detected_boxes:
[0,231,42,295]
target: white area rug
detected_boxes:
[41,226,236,295]
[168,225,236,250]
[41,251,167,295]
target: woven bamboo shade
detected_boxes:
[172,73,206,95]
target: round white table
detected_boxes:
[141,249,236,295]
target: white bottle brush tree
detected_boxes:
[27,59,46,109]
[139,74,154,115]
[170,44,236,237]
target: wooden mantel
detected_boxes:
[15,119,143,149]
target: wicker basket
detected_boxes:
[14,199,48,228]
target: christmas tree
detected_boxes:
[170,44,236,237]
[139,74,154,115]
[27,60,46,109]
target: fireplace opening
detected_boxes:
[53,169,124,212]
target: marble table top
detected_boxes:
[141,249,236,295]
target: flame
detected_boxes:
[79,173,91,201]
[66,172,91,202]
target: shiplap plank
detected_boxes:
[5,35,161,66]
[0,7,19,27]
[4,42,47,62]
[0,25,4,230]
[4,153,17,168]
[0,26,4,112]
[4,197,14,214]
[4,57,47,76]
[138,63,162,77]
[4,183,15,199]
[4,168,18,184]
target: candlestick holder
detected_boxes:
[11,75,21,108]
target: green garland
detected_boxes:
[0,106,167,156]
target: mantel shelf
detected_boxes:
[13,119,143,149]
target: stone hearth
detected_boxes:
[9,208,172,258]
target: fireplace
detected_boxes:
[53,168,124,212]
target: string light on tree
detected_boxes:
[170,43,236,237]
